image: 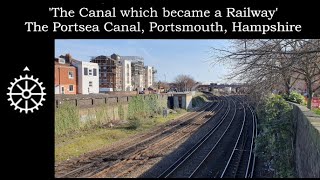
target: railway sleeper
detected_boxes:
[102,157,120,162]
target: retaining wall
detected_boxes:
[292,104,320,178]
[55,93,168,108]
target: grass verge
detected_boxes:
[192,92,209,107]
[55,109,186,163]
[313,108,320,115]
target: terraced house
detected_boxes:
[54,56,77,94]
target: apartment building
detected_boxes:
[144,66,153,88]
[90,54,122,92]
[121,59,132,91]
[131,60,145,91]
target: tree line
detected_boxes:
[157,74,197,92]
[210,39,320,109]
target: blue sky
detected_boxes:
[55,39,232,84]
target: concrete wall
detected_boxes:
[55,94,168,109]
[78,103,129,124]
[171,93,193,110]
[292,104,320,178]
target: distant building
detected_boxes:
[144,66,153,89]
[121,59,132,91]
[71,58,99,94]
[197,85,210,91]
[90,54,122,92]
[210,83,243,93]
[112,55,145,91]
[54,56,77,94]
[152,67,157,87]
[131,60,145,91]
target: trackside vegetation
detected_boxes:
[255,94,295,177]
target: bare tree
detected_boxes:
[209,39,320,108]
[157,81,170,92]
[173,74,196,92]
[288,40,320,108]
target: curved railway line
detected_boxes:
[153,95,257,178]
[55,93,258,178]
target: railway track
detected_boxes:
[220,96,257,178]
[156,95,257,178]
[157,96,237,178]
[90,95,226,178]
[56,94,257,178]
[56,93,223,178]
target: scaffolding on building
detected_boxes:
[90,55,122,91]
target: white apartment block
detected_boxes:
[121,59,132,91]
[144,66,153,88]
[133,74,145,91]
[71,60,99,94]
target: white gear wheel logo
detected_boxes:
[7,74,46,114]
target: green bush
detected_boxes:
[127,117,142,129]
[283,91,305,104]
[128,94,167,120]
[256,94,295,177]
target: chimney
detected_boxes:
[65,53,72,63]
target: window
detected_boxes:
[89,69,92,76]
[69,85,74,92]
[84,68,88,75]
[68,71,74,79]
[93,68,97,76]
[89,81,93,87]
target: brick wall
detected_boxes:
[55,64,77,94]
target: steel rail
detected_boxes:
[220,99,247,178]
[157,96,232,178]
